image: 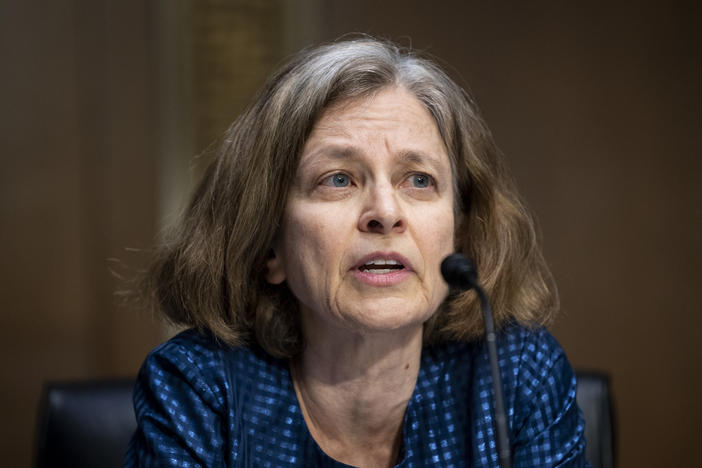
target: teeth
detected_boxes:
[364,259,400,266]
[369,268,394,274]
[360,258,404,274]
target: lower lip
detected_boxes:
[352,268,412,286]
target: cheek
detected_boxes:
[418,204,455,297]
[280,206,346,297]
[421,204,455,255]
[428,214,454,302]
[287,210,343,261]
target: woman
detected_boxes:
[126,37,587,467]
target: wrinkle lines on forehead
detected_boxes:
[295,144,358,179]
[297,143,449,177]
[296,86,453,185]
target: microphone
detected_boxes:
[441,254,512,468]
[440,253,478,290]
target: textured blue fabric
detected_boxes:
[125,325,588,467]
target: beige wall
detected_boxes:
[1,1,699,466]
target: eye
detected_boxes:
[321,172,351,187]
[408,173,433,188]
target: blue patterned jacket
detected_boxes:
[125,325,588,467]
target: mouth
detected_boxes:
[352,252,412,286]
[353,251,413,274]
[358,258,405,275]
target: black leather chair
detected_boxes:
[575,370,617,468]
[35,379,136,468]
[36,372,615,467]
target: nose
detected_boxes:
[358,183,407,234]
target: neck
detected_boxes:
[291,324,423,468]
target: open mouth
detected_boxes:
[358,259,405,275]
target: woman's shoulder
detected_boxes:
[128,331,258,465]
[141,329,231,385]
[128,330,296,466]
[144,328,272,367]
[429,324,577,418]
[500,323,567,367]
[429,324,566,370]
[136,329,277,411]
[471,324,574,396]
[433,324,586,465]
[496,324,573,388]
[497,325,586,462]
[146,328,223,364]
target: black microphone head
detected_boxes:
[441,253,478,290]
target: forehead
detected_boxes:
[301,86,449,165]
[312,87,436,135]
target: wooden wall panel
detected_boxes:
[0,1,290,465]
[190,0,286,153]
[0,1,162,465]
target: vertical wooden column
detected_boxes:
[189,0,286,153]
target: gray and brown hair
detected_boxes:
[145,36,558,357]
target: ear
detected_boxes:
[265,249,286,285]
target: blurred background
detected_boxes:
[1,1,700,466]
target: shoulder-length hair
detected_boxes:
[145,36,558,357]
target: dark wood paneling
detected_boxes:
[0,1,162,465]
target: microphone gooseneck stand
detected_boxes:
[441,254,512,468]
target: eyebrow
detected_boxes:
[299,144,448,172]
[396,149,445,170]
[301,144,357,162]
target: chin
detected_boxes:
[343,299,436,333]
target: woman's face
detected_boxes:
[266,86,455,335]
